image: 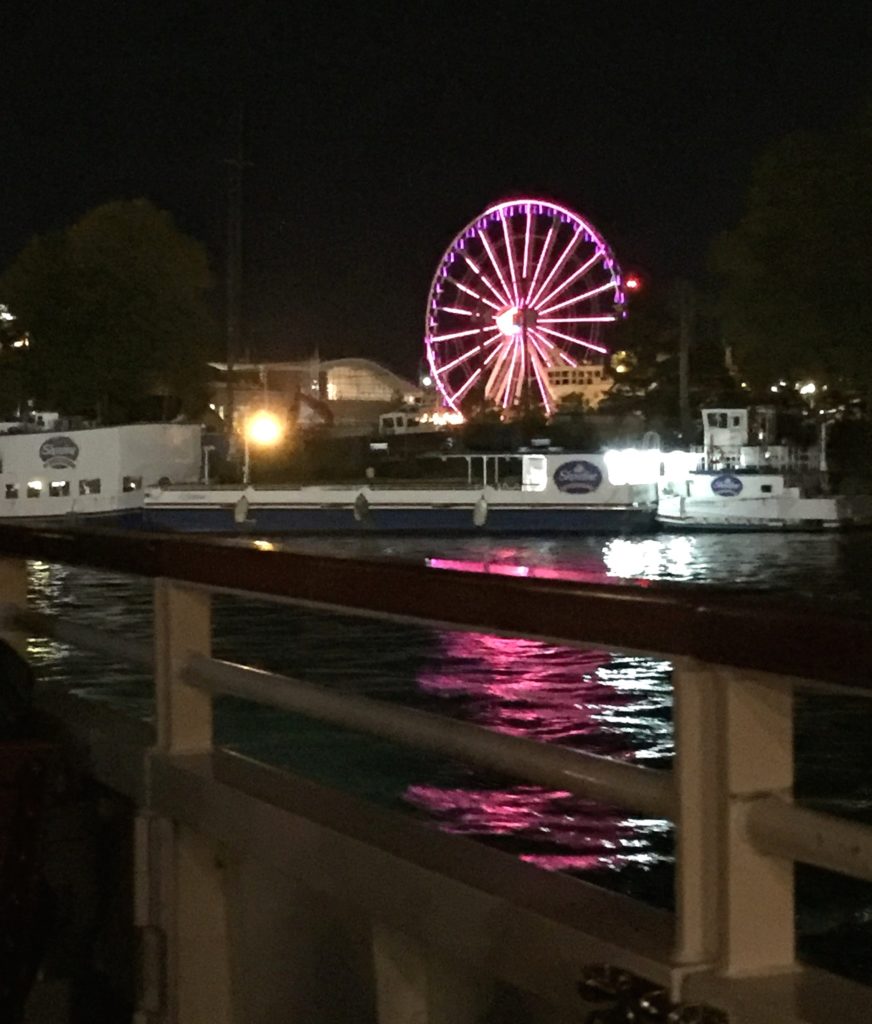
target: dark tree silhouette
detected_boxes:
[1,200,217,423]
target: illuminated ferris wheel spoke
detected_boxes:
[462,254,510,308]
[450,278,500,310]
[478,231,513,305]
[500,212,521,305]
[466,264,513,307]
[539,281,617,315]
[503,342,523,407]
[538,325,608,354]
[528,230,581,308]
[482,336,508,366]
[529,327,577,367]
[485,339,514,397]
[429,325,498,344]
[528,325,555,350]
[450,367,483,406]
[529,328,569,367]
[527,331,552,365]
[536,251,602,309]
[524,224,554,306]
[538,315,617,324]
[435,345,484,375]
[528,347,553,414]
[521,208,532,280]
[500,341,520,407]
[480,272,511,307]
[514,337,527,404]
[528,326,557,359]
[425,199,625,414]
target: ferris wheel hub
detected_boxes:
[495,305,538,337]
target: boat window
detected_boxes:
[761,484,773,493]
[123,476,142,492]
[5,484,17,499]
[79,479,101,495]
[496,456,523,489]
[26,480,43,498]
[49,481,70,497]
[732,416,741,426]
[707,413,718,426]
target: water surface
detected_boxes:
[24,530,872,979]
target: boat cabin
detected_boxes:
[699,406,815,472]
[0,423,202,521]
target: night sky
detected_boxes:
[3,1,871,376]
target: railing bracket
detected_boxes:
[579,964,728,1022]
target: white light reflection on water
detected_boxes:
[603,536,696,581]
[26,561,154,713]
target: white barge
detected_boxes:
[142,450,660,535]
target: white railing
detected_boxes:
[1,530,871,1023]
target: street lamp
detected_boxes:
[242,409,284,485]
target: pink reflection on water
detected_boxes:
[417,630,618,746]
[404,783,645,873]
[426,554,610,585]
[405,620,671,875]
[425,551,653,587]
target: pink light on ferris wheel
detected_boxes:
[424,198,626,413]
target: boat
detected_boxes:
[0,422,202,527]
[142,449,660,535]
[656,406,872,531]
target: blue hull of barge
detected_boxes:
[0,509,144,529]
[142,504,656,535]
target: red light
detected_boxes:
[625,275,641,291]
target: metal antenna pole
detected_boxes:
[225,102,246,444]
[677,280,695,445]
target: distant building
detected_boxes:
[546,362,611,410]
[209,356,422,436]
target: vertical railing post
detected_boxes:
[718,668,795,976]
[674,660,795,984]
[138,579,238,1024]
[672,658,723,971]
[154,579,212,755]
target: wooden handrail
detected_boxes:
[0,522,868,690]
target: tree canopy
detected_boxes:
[0,200,216,423]
[712,107,872,397]
[599,282,740,443]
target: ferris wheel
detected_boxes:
[424,199,626,415]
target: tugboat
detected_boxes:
[656,406,872,531]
